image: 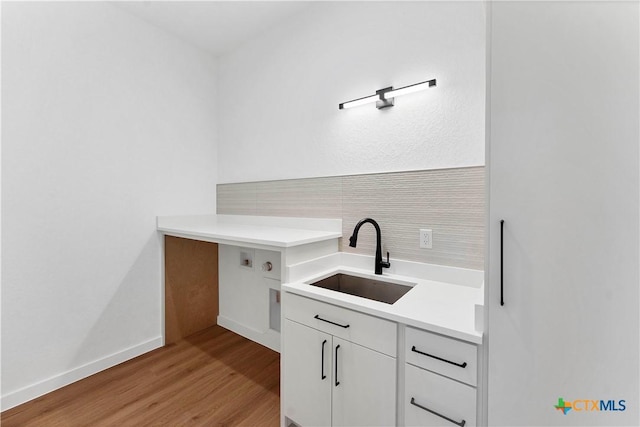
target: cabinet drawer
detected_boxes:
[405,326,477,386]
[283,292,397,357]
[405,364,476,427]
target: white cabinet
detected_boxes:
[282,319,332,427]
[283,294,396,427]
[218,245,281,351]
[487,2,639,426]
[404,327,477,427]
[405,364,476,427]
[284,292,397,357]
[332,336,396,427]
[405,326,477,387]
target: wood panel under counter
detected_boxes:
[164,236,219,345]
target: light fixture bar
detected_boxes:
[338,78,436,110]
[383,79,436,99]
[375,87,394,109]
[339,94,379,109]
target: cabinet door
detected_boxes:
[331,337,396,427]
[283,320,332,427]
[488,2,639,426]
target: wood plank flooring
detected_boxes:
[1,326,280,426]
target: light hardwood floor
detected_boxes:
[1,326,280,426]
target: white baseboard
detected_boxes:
[1,336,163,411]
[217,315,281,353]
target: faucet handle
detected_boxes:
[382,251,391,269]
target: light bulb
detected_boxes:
[383,80,436,99]
[339,94,379,109]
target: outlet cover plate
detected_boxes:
[420,229,433,249]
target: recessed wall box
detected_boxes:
[239,250,253,268]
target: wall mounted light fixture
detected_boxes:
[338,79,436,110]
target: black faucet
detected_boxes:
[348,218,390,275]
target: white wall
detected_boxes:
[217,1,485,183]
[1,2,217,409]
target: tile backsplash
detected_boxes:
[217,167,484,270]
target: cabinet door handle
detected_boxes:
[334,345,340,387]
[411,346,467,368]
[321,340,327,380]
[314,314,350,329]
[500,219,505,306]
[410,397,466,427]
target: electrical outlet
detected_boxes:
[420,229,432,249]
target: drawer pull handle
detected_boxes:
[410,397,466,427]
[314,314,350,329]
[500,219,505,306]
[321,340,327,380]
[411,346,467,368]
[335,345,340,387]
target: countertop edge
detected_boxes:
[158,227,342,248]
[281,282,483,345]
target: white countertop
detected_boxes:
[283,254,484,344]
[157,214,342,248]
